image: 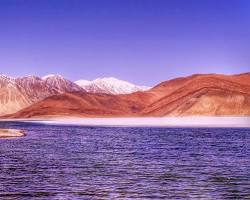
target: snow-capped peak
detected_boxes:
[94,77,134,86]
[75,77,151,94]
[42,74,84,93]
[0,74,16,85]
[75,79,91,86]
[0,74,15,80]
[42,74,64,80]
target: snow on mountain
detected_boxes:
[15,75,58,102]
[75,77,151,94]
[75,80,91,86]
[0,74,15,86]
[0,74,150,115]
[42,74,61,80]
[42,74,84,93]
[0,74,84,115]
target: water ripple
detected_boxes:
[0,123,249,199]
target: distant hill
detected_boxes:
[75,77,150,95]
[0,74,84,115]
[0,74,150,116]
[4,73,250,118]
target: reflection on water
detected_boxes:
[0,122,249,199]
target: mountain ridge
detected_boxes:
[3,72,250,118]
[75,77,151,94]
[0,74,151,115]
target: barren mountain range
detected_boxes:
[1,73,250,118]
[0,74,149,116]
[75,77,150,94]
[0,74,84,115]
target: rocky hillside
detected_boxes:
[43,74,84,93]
[141,73,250,116]
[6,73,250,118]
[0,74,84,115]
[0,75,31,115]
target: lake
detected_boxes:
[0,122,249,199]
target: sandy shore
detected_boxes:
[15,117,250,128]
[0,129,26,138]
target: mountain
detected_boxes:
[15,76,58,102]
[75,77,151,94]
[6,92,146,118]
[141,73,250,116]
[0,75,31,115]
[0,74,84,115]
[42,74,84,93]
[7,73,250,118]
[0,74,149,116]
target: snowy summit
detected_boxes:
[75,77,151,94]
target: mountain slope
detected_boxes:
[15,76,58,102]
[75,77,150,94]
[0,75,31,115]
[43,74,85,93]
[9,92,146,118]
[141,74,250,116]
[6,73,250,118]
[0,74,85,115]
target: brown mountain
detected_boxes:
[15,76,58,102]
[7,73,250,118]
[0,74,85,115]
[0,75,31,115]
[7,92,146,118]
[141,73,250,116]
[42,74,85,93]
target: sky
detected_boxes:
[0,0,249,86]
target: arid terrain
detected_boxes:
[1,73,249,119]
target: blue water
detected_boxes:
[0,122,249,200]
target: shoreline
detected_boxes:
[1,117,250,128]
[0,129,26,138]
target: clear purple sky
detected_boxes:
[0,0,249,86]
